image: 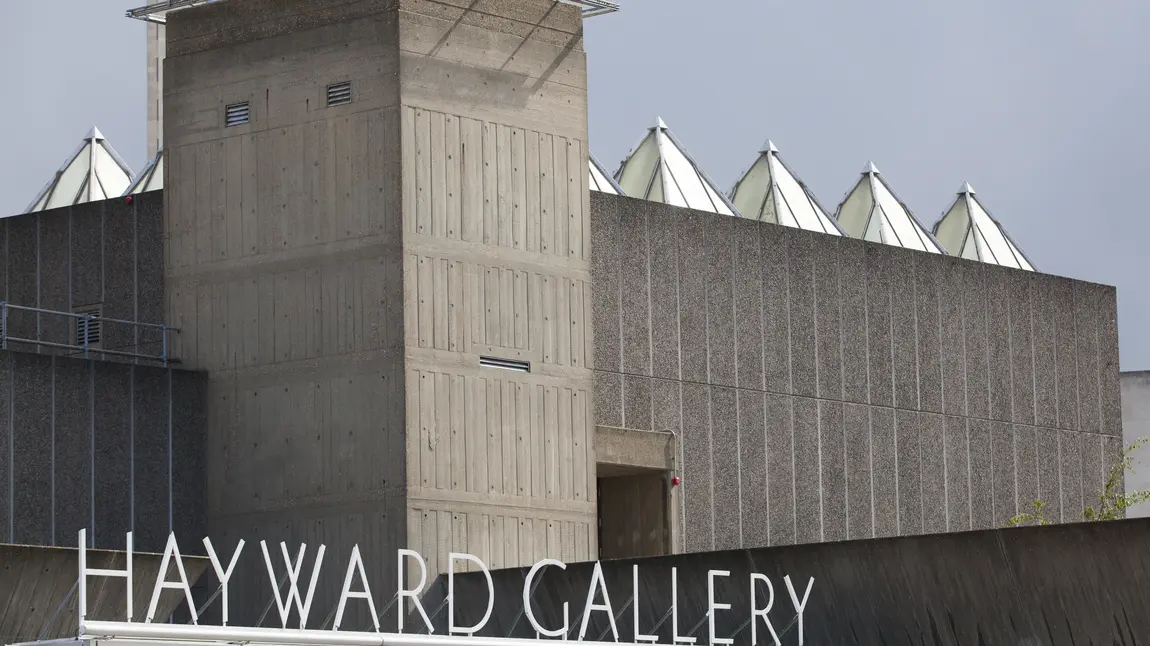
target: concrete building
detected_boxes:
[1122,371,1150,517]
[0,0,1127,628]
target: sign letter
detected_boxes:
[78,529,133,622]
[707,570,732,645]
[334,545,379,632]
[578,561,618,642]
[524,559,569,638]
[448,553,494,635]
[146,533,198,624]
[397,549,434,634]
[632,565,657,643]
[784,575,815,646]
[672,567,696,644]
[749,574,781,646]
[260,541,326,629]
[203,538,245,626]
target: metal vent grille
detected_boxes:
[225,102,250,127]
[327,82,352,107]
[479,356,531,373]
[74,305,102,348]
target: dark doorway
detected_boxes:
[597,467,670,560]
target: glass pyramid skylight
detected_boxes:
[728,139,844,235]
[614,118,737,215]
[933,183,1035,271]
[125,149,164,195]
[589,153,623,195]
[835,162,944,253]
[25,127,134,214]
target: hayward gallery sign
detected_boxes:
[76,530,816,646]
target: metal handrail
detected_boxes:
[0,302,180,366]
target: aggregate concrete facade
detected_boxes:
[147,22,165,158]
[0,349,205,553]
[591,192,1124,550]
[1121,370,1150,517]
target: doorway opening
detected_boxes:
[596,466,670,560]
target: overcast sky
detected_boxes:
[1,0,1147,369]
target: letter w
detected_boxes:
[260,540,326,628]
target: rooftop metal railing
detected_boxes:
[0,302,179,366]
[126,0,619,22]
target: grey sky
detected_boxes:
[2,0,1147,369]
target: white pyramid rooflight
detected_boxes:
[589,153,623,195]
[613,117,737,215]
[25,126,134,214]
[728,139,845,235]
[933,183,1036,271]
[835,162,945,254]
[125,149,164,195]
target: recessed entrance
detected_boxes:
[597,465,670,560]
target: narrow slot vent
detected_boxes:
[225,102,250,127]
[326,81,352,107]
[479,356,531,373]
[74,305,102,348]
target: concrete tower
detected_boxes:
[162,0,593,623]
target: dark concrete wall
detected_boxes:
[0,191,166,356]
[0,349,206,553]
[425,518,1150,645]
[591,192,1123,551]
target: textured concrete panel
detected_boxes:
[839,239,868,404]
[136,193,167,355]
[938,257,966,416]
[677,213,707,385]
[866,245,895,407]
[11,353,52,545]
[944,416,970,532]
[1081,433,1103,516]
[990,421,1016,526]
[7,218,38,340]
[649,210,680,381]
[704,216,735,388]
[38,213,70,346]
[968,418,993,530]
[915,256,942,413]
[650,378,681,434]
[1015,425,1039,520]
[874,406,898,537]
[589,192,620,372]
[0,354,9,540]
[92,362,132,549]
[619,201,651,376]
[1051,278,1078,431]
[1074,283,1102,434]
[793,397,820,543]
[737,389,767,547]
[711,386,739,550]
[787,234,817,398]
[1008,275,1035,425]
[1099,289,1121,437]
[1031,276,1058,429]
[961,262,989,420]
[1037,428,1061,522]
[171,370,206,545]
[53,359,91,546]
[1060,430,1083,523]
[765,393,794,545]
[819,400,846,542]
[680,382,712,552]
[920,413,946,534]
[761,226,790,394]
[70,204,103,309]
[985,267,1012,422]
[890,251,917,410]
[845,403,872,539]
[621,375,651,431]
[102,201,136,353]
[732,218,763,391]
[814,237,842,400]
[134,367,170,553]
[593,370,622,428]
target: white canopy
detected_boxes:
[25,126,134,213]
[614,117,737,215]
[729,139,844,235]
[934,183,1035,270]
[125,149,164,195]
[589,153,623,195]
[835,162,944,253]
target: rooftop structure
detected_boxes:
[835,162,945,253]
[614,117,737,216]
[589,153,623,195]
[24,127,133,214]
[125,149,164,195]
[934,183,1036,270]
[728,139,844,235]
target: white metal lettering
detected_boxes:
[749,573,780,646]
[397,549,434,634]
[671,567,696,644]
[260,541,326,629]
[78,529,133,622]
[523,559,569,638]
[203,537,245,626]
[578,561,618,642]
[632,564,657,643]
[447,553,494,635]
[706,570,732,646]
[146,533,198,624]
[784,575,815,646]
[334,545,379,632]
